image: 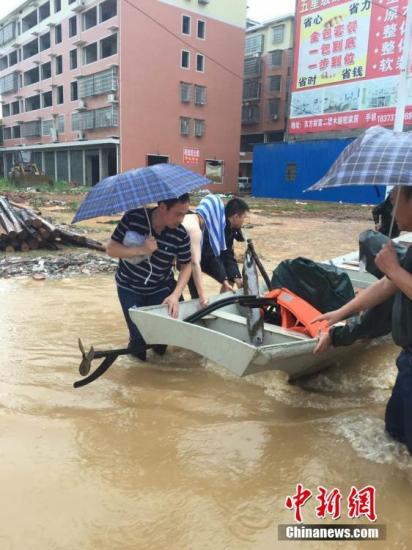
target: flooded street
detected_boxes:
[2,243,412,548]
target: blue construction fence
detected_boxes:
[252,139,383,205]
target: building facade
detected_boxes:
[239,15,294,181]
[0,0,246,190]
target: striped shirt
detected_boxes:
[111,208,191,295]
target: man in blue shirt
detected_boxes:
[106,194,192,360]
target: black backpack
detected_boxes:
[271,257,355,313]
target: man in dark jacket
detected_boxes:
[372,193,400,238]
[314,186,412,456]
[188,197,249,297]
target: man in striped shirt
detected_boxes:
[106,194,192,360]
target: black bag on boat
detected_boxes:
[270,257,355,313]
[359,229,407,279]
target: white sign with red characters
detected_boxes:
[285,483,377,523]
[289,0,412,134]
[183,148,200,165]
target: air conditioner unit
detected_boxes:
[50,127,58,142]
[77,131,86,140]
[72,0,86,13]
[107,93,117,103]
[78,99,87,110]
[198,0,210,4]
[271,114,278,120]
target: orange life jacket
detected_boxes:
[263,288,329,338]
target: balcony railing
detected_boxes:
[78,66,118,99]
[72,105,119,131]
[242,105,260,125]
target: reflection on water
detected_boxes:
[1,276,412,549]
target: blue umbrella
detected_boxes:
[307,126,412,192]
[72,163,210,223]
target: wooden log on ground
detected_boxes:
[0,211,17,239]
[4,245,15,253]
[27,211,57,237]
[38,227,51,240]
[0,198,28,240]
[19,241,30,252]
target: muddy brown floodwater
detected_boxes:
[1,215,412,549]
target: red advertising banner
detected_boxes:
[289,0,410,134]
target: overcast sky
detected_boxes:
[0,0,296,21]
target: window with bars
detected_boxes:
[2,104,10,117]
[42,119,54,136]
[243,79,260,100]
[245,34,263,56]
[180,82,192,103]
[268,98,280,119]
[194,85,206,105]
[21,121,41,137]
[180,117,191,136]
[269,75,281,92]
[0,72,19,94]
[3,127,11,140]
[194,119,205,137]
[242,104,260,124]
[272,24,285,44]
[271,50,282,67]
[78,66,118,98]
[244,57,261,78]
[95,105,118,128]
[57,115,64,133]
[286,163,297,182]
[72,105,118,130]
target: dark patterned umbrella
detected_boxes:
[307,126,412,192]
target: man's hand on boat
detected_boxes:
[313,331,333,355]
[163,292,181,318]
[311,309,344,355]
